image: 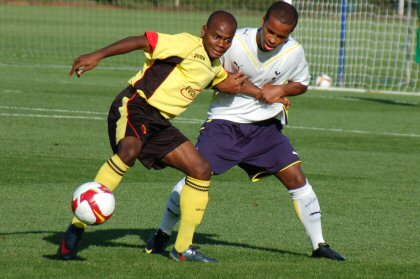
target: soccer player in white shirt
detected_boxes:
[146,1,345,261]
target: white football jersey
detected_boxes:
[208,27,311,123]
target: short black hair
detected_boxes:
[264,1,299,29]
[207,10,237,29]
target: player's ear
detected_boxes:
[201,25,208,37]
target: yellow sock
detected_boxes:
[71,154,129,229]
[72,217,87,229]
[174,176,210,253]
[94,154,129,191]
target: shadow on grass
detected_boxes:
[0,228,308,260]
[346,96,418,107]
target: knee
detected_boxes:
[278,167,307,189]
[188,160,212,181]
[289,174,307,188]
[117,138,142,166]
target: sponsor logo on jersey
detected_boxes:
[233,61,243,70]
[194,53,206,61]
[180,86,202,100]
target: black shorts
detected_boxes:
[108,86,188,170]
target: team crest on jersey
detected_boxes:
[141,124,147,135]
[272,70,281,81]
[180,86,202,100]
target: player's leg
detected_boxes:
[58,86,141,260]
[145,177,184,254]
[146,119,241,255]
[59,138,139,260]
[160,177,184,235]
[238,120,344,260]
[160,141,216,262]
[70,142,135,227]
[275,164,325,248]
[275,164,345,261]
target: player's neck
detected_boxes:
[256,28,265,52]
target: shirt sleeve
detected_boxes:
[145,31,158,52]
[144,32,195,60]
[287,46,311,86]
[210,67,229,87]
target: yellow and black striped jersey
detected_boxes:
[128,32,228,119]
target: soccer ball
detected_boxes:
[315,74,333,88]
[72,182,115,225]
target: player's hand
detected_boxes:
[230,71,247,93]
[278,96,291,110]
[69,53,101,77]
[215,71,247,94]
[260,83,287,104]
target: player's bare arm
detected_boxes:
[238,78,264,99]
[214,71,266,99]
[70,36,151,77]
[214,72,292,108]
[213,71,247,94]
[259,81,307,104]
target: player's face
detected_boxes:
[257,14,294,52]
[202,22,236,60]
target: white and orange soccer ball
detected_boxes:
[72,182,115,225]
[315,74,333,88]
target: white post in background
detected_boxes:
[398,0,404,17]
[405,0,412,84]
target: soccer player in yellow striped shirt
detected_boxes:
[58,10,247,262]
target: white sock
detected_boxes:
[159,177,184,235]
[288,181,325,250]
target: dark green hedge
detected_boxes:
[94,0,417,14]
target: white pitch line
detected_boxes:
[287,125,420,138]
[0,112,201,124]
[0,105,107,115]
[0,89,22,94]
[0,113,104,120]
[306,94,419,105]
[0,106,418,138]
[0,62,138,72]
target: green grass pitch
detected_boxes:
[1,3,420,279]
